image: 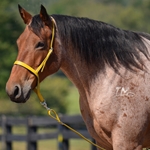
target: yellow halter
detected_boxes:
[13,16,105,150]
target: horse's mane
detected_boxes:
[31,14,150,72]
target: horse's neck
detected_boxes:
[60,53,90,97]
[60,49,117,100]
[60,36,150,96]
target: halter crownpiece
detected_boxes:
[14,16,55,103]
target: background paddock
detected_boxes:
[0,115,96,150]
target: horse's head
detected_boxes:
[6,5,61,103]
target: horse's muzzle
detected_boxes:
[6,83,31,103]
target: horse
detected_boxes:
[6,5,150,150]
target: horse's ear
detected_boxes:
[18,4,32,25]
[40,5,52,28]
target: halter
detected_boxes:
[13,16,105,150]
[14,17,55,103]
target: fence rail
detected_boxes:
[0,115,96,150]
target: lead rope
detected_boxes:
[14,16,105,150]
[40,100,105,150]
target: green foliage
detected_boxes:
[0,0,22,97]
[48,0,150,32]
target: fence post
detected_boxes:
[6,125,12,150]
[58,124,69,150]
[91,139,97,150]
[1,116,12,150]
[2,115,12,150]
[1,115,6,150]
[27,118,37,150]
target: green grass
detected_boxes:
[12,139,90,150]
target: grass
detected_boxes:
[12,139,90,150]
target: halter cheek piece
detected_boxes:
[14,17,55,103]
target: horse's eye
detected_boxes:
[36,42,45,49]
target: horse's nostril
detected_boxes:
[14,85,21,99]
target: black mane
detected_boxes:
[30,15,44,38]
[31,14,150,72]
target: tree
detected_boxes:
[0,0,23,97]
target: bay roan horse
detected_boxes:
[6,5,150,150]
